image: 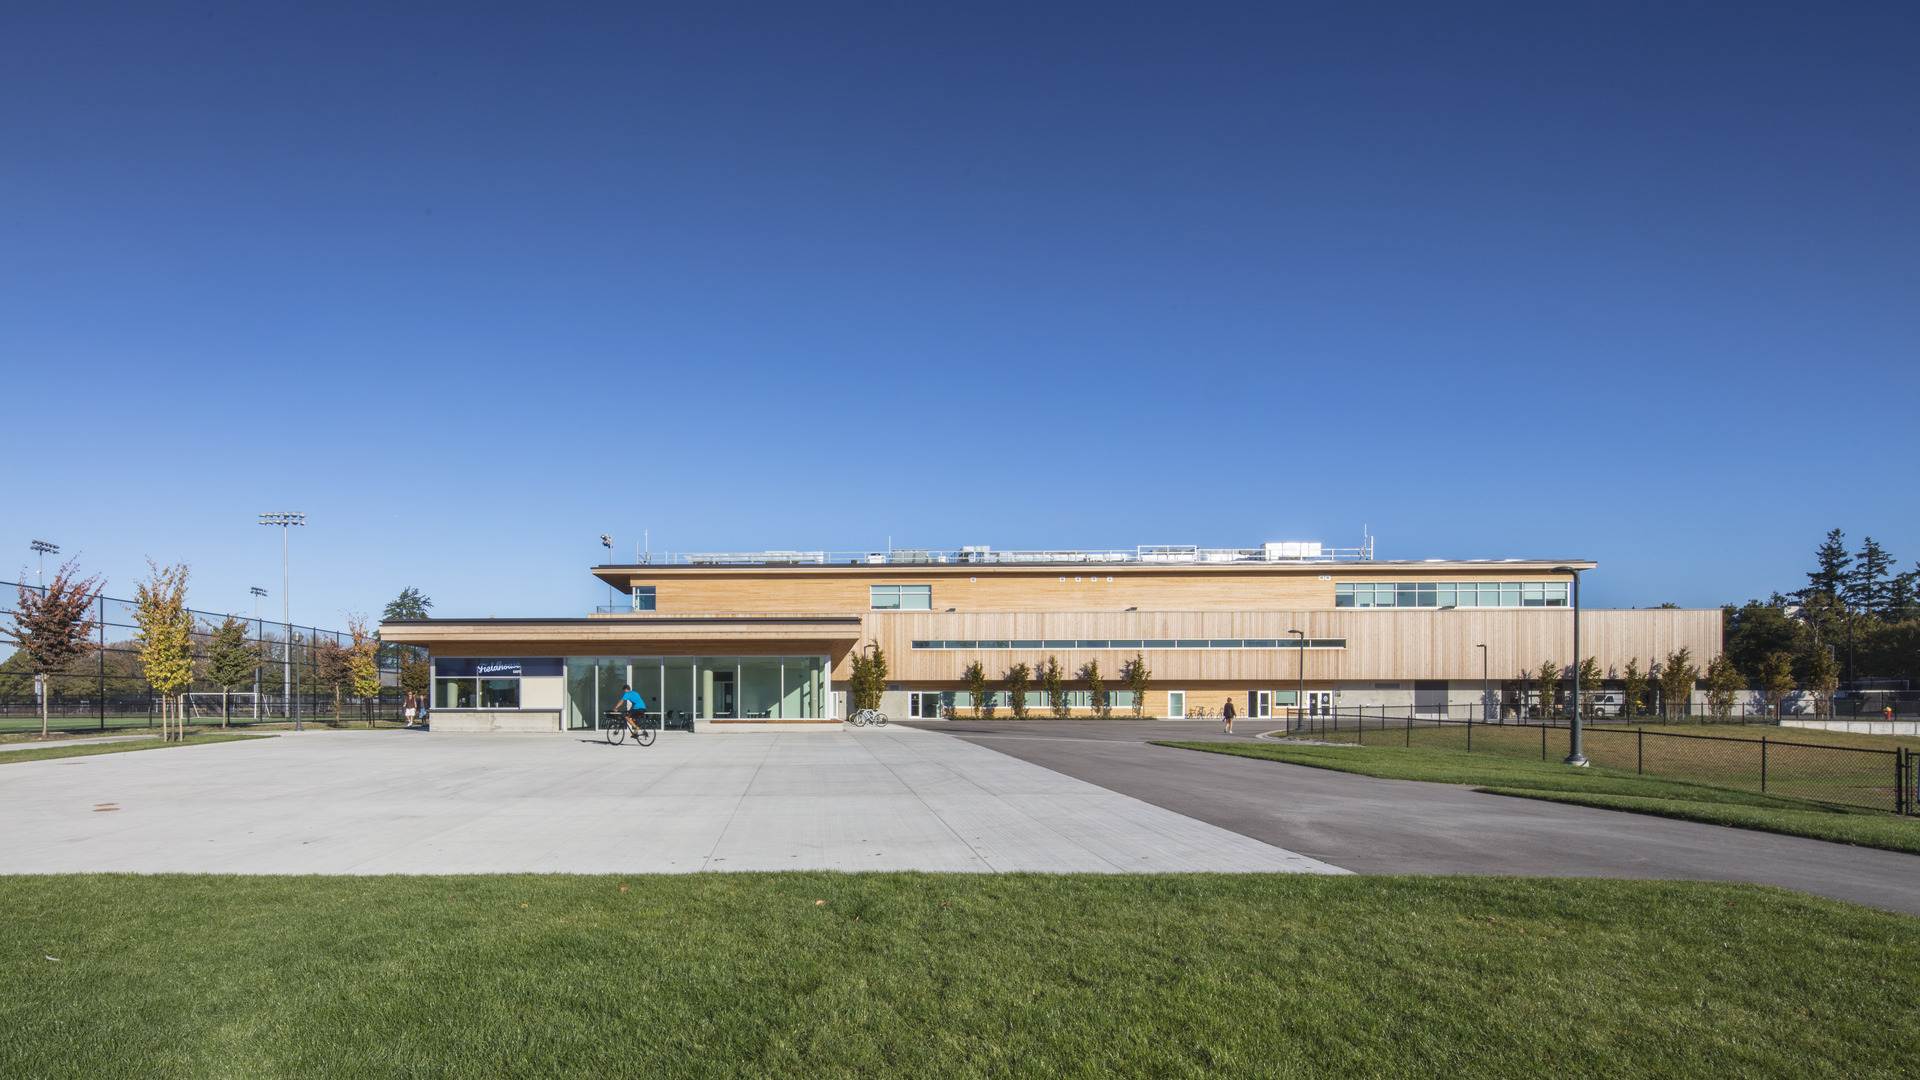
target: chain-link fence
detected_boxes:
[1,580,425,734]
[1288,711,1913,815]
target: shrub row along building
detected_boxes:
[376,541,1723,732]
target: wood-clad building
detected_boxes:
[379,543,1721,732]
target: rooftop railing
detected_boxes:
[604,541,1375,568]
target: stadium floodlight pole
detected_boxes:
[251,587,268,720]
[259,513,306,731]
[1553,566,1588,766]
[1477,643,1489,723]
[30,540,60,588]
[1289,629,1306,732]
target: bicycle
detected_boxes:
[603,709,658,747]
[847,708,889,728]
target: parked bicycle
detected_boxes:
[604,709,658,747]
[847,708,889,728]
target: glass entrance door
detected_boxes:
[1307,691,1334,718]
[1249,690,1272,719]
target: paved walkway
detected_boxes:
[0,734,156,753]
[914,720,1920,915]
[0,728,1340,875]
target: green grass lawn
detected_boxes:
[1156,739,1920,855]
[2,874,1915,1078]
[0,732,268,764]
[1279,720,1908,812]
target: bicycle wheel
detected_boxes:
[635,723,656,747]
[606,719,626,745]
[872,712,888,728]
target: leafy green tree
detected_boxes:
[204,616,259,728]
[1846,536,1897,618]
[1121,653,1151,719]
[1534,660,1561,718]
[134,561,195,741]
[1758,651,1796,716]
[961,660,989,719]
[1078,659,1108,720]
[1620,658,1648,719]
[347,616,382,725]
[1575,656,1604,714]
[1703,654,1744,719]
[1723,601,1805,677]
[314,637,351,725]
[1002,662,1031,720]
[1655,647,1698,720]
[1802,646,1839,718]
[399,652,429,700]
[1040,656,1068,720]
[2,563,103,738]
[1515,667,1537,719]
[381,587,433,624]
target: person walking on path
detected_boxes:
[1222,697,1237,734]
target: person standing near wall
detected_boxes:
[1222,697,1236,734]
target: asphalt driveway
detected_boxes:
[911,720,1920,916]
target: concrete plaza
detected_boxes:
[0,728,1342,875]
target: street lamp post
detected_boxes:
[600,534,614,610]
[1476,643,1489,723]
[30,539,59,588]
[258,513,306,731]
[250,586,267,720]
[1553,566,1588,767]
[1289,629,1306,733]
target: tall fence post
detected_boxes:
[1540,723,1547,761]
[1637,727,1644,775]
[1760,736,1768,793]
[1405,712,1411,747]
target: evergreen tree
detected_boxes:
[381,587,433,623]
[1802,528,1851,604]
[1846,536,1897,618]
[1889,566,1920,622]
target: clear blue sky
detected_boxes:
[4,2,1916,626]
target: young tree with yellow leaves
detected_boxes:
[134,562,194,741]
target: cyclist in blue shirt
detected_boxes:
[616,684,647,719]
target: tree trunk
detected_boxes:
[222,689,229,729]
[39,676,49,739]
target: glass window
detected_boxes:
[1175,639,1207,649]
[1310,639,1347,648]
[945,640,976,649]
[1108,640,1143,649]
[1011,640,1043,649]
[872,584,932,610]
[1111,690,1136,708]
[1166,690,1186,719]
[1455,588,1478,608]
[911,640,935,649]
[1043,640,1075,649]
[480,679,520,708]
[1436,585,1455,608]
[1208,639,1241,648]
[978,640,1010,649]
[1075,640,1108,649]
[434,678,475,709]
[1244,639,1278,648]
[632,586,656,612]
[1143,639,1175,648]
[1416,583,1438,607]
[1397,584,1418,606]
[1480,583,1501,604]
[1501,584,1522,606]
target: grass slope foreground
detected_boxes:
[3,874,1918,1078]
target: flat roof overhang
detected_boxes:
[589,559,1600,590]
[379,615,864,649]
